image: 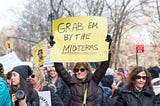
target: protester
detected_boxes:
[46,66,71,106]
[6,71,12,90]
[29,67,64,106]
[112,66,156,106]
[54,53,111,106]
[148,66,160,105]
[128,63,136,73]
[39,66,49,82]
[0,77,12,106]
[68,70,74,76]
[111,72,125,98]
[10,65,39,106]
[99,75,114,106]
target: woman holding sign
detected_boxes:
[54,51,111,106]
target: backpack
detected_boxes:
[98,85,112,106]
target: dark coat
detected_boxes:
[42,85,64,106]
[46,77,71,106]
[113,87,156,106]
[54,61,109,106]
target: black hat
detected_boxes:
[147,66,159,79]
[101,75,114,88]
[12,65,33,80]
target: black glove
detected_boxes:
[105,34,112,49]
[105,34,112,43]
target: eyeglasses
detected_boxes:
[31,74,35,78]
[135,75,147,80]
[74,68,86,72]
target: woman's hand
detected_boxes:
[11,94,16,106]
[18,96,27,106]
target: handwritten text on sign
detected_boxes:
[51,16,109,62]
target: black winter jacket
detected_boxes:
[54,61,110,106]
[113,87,156,106]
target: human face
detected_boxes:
[114,73,123,83]
[135,71,147,92]
[74,66,88,81]
[38,50,43,59]
[49,67,58,78]
[29,73,38,86]
[11,71,20,86]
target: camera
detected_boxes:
[15,90,25,100]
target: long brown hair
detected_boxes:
[125,66,153,91]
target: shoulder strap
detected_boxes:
[83,83,88,106]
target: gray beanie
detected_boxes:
[12,65,33,80]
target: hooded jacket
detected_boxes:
[54,60,110,106]
[113,87,156,106]
[152,78,160,105]
[0,77,12,106]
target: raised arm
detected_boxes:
[54,62,72,86]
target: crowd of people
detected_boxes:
[0,57,160,106]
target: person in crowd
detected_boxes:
[128,63,136,73]
[112,66,156,106]
[68,70,74,76]
[111,72,125,98]
[0,63,6,79]
[39,66,49,82]
[46,66,71,106]
[99,75,114,106]
[101,75,114,89]
[54,53,111,106]
[0,76,12,106]
[117,67,124,74]
[29,67,64,106]
[117,67,129,78]
[158,58,160,69]
[148,66,160,105]
[10,65,40,106]
[6,71,12,90]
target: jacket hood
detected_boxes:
[152,78,160,95]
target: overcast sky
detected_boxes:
[0,0,27,30]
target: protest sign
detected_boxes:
[38,91,51,106]
[32,39,48,66]
[0,52,22,73]
[50,16,109,62]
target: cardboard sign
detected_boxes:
[50,16,109,62]
[32,39,48,66]
[38,91,51,106]
[0,52,22,73]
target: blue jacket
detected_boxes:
[0,77,11,106]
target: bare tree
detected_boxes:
[104,0,145,69]
[140,0,160,62]
[13,0,51,60]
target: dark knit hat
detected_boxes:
[12,65,33,80]
[101,75,114,88]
